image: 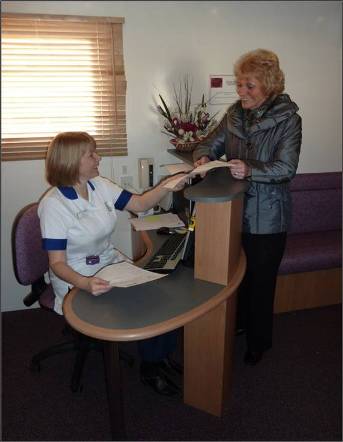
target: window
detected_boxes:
[1,13,127,161]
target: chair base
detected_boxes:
[30,327,134,393]
[30,340,77,372]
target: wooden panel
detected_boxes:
[274,267,342,313]
[131,229,147,261]
[184,294,237,416]
[3,13,125,23]
[194,199,242,285]
[227,199,244,282]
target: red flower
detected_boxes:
[180,122,198,132]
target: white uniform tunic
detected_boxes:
[38,176,132,315]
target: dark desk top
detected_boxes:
[63,231,246,342]
[167,149,248,203]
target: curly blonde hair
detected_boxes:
[234,49,285,97]
[46,132,96,186]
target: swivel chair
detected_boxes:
[12,202,133,392]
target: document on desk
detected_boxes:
[95,261,166,288]
[163,160,230,190]
[129,212,185,231]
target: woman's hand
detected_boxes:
[193,156,211,178]
[194,156,210,168]
[162,172,190,192]
[82,276,111,296]
[48,250,111,296]
[227,159,251,180]
[125,172,189,213]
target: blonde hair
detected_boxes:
[46,132,96,186]
[234,49,285,97]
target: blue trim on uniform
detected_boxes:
[58,186,78,200]
[42,238,67,250]
[115,190,133,210]
[58,181,95,199]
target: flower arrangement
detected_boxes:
[156,76,218,151]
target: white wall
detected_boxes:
[2,0,342,311]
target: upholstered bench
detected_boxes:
[274,172,342,313]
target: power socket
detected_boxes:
[120,175,133,188]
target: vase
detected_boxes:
[169,139,200,153]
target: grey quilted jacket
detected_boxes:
[193,94,302,234]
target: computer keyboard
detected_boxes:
[144,233,187,273]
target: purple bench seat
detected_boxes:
[279,230,341,274]
[278,172,342,275]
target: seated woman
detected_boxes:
[38,131,188,396]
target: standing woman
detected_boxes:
[193,49,302,365]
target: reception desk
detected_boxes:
[63,151,248,439]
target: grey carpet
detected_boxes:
[1,304,342,441]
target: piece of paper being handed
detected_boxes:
[162,163,194,175]
[95,261,166,288]
[163,160,230,190]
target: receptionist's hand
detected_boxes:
[193,155,210,168]
[162,172,189,192]
[193,155,211,178]
[84,276,111,296]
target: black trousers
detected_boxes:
[237,232,287,352]
[138,329,178,363]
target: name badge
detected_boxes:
[86,255,100,265]
[76,210,88,220]
[105,201,113,212]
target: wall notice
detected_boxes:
[208,74,238,105]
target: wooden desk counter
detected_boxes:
[63,157,248,438]
[63,252,245,343]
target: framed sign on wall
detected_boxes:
[208,74,238,106]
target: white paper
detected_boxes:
[95,261,166,287]
[163,160,230,190]
[191,160,230,175]
[129,212,185,231]
[162,163,194,175]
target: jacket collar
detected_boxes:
[227,94,299,138]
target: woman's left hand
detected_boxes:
[227,159,251,180]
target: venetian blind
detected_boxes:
[1,13,127,161]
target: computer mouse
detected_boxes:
[156,226,171,235]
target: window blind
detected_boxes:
[1,13,127,161]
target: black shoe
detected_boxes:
[235,328,246,336]
[140,362,180,396]
[244,350,264,366]
[160,357,183,376]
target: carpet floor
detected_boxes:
[2,304,342,441]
